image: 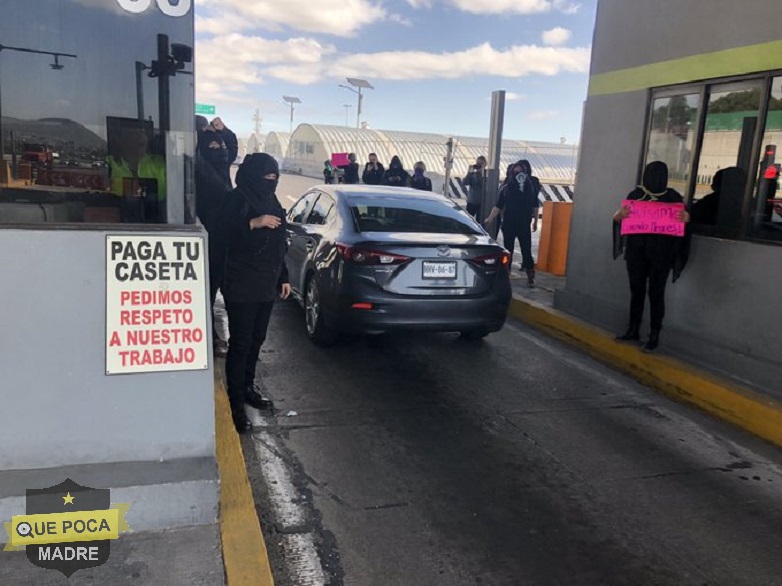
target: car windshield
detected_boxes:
[349,196,482,235]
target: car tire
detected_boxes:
[305,276,335,346]
[460,329,490,341]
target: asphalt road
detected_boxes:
[232,297,782,586]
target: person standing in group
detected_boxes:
[362,153,385,185]
[323,160,335,184]
[463,155,487,219]
[221,153,291,432]
[195,116,232,356]
[342,153,360,184]
[381,155,410,187]
[483,159,539,288]
[613,161,691,353]
[211,117,238,183]
[197,118,231,190]
[410,161,432,191]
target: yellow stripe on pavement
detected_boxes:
[508,295,782,449]
[215,364,275,586]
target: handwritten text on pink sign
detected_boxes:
[620,200,685,237]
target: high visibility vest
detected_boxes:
[107,155,167,200]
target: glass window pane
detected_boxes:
[0,1,194,225]
[749,77,782,242]
[690,82,762,235]
[306,195,334,225]
[349,197,482,235]
[288,192,316,224]
[646,93,701,195]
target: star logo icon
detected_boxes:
[63,492,75,505]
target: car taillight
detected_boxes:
[336,244,410,266]
[471,252,510,268]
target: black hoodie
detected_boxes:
[613,161,691,281]
[381,156,410,187]
[222,153,289,303]
[362,161,385,185]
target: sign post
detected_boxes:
[195,103,216,116]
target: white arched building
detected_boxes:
[280,124,579,189]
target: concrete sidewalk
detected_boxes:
[508,271,782,451]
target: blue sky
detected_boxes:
[195,0,597,143]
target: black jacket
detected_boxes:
[195,151,230,239]
[342,163,360,184]
[410,174,432,191]
[362,163,385,185]
[382,157,410,187]
[222,155,289,303]
[217,126,239,164]
[612,187,691,283]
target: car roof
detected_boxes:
[318,184,452,203]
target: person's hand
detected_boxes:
[614,206,631,221]
[676,210,691,223]
[532,219,538,233]
[250,215,281,230]
[279,283,292,300]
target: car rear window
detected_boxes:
[349,197,482,235]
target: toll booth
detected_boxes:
[0,0,217,536]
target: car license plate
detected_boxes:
[422,261,457,279]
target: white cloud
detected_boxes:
[542,27,572,46]
[332,43,590,81]
[195,33,590,100]
[506,92,527,101]
[528,110,559,120]
[196,0,386,37]
[406,0,581,14]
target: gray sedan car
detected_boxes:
[285,185,512,344]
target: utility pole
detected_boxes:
[443,137,454,197]
[252,108,262,136]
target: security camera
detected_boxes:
[171,44,193,64]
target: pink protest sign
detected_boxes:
[620,200,686,237]
[331,153,350,167]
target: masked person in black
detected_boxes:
[484,159,539,287]
[362,152,385,185]
[342,153,360,184]
[222,153,291,432]
[410,161,432,191]
[195,116,232,356]
[613,161,691,353]
[197,119,231,191]
[211,117,238,182]
[381,155,410,187]
[463,156,487,219]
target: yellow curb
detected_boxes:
[508,295,782,449]
[214,363,275,586]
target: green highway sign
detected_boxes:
[195,103,216,115]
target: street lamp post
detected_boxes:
[0,44,77,174]
[342,104,352,127]
[339,77,373,129]
[282,96,301,134]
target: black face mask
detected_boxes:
[259,178,278,194]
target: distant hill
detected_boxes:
[0,117,106,152]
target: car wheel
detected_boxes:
[460,329,490,341]
[305,276,334,345]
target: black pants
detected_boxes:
[466,202,481,219]
[224,301,275,414]
[503,222,534,270]
[626,259,670,331]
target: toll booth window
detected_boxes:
[0,1,195,226]
[689,81,762,238]
[645,74,782,245]
[749,77,782,243]
[645,92,701,196]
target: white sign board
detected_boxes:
[106,235,209,375]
